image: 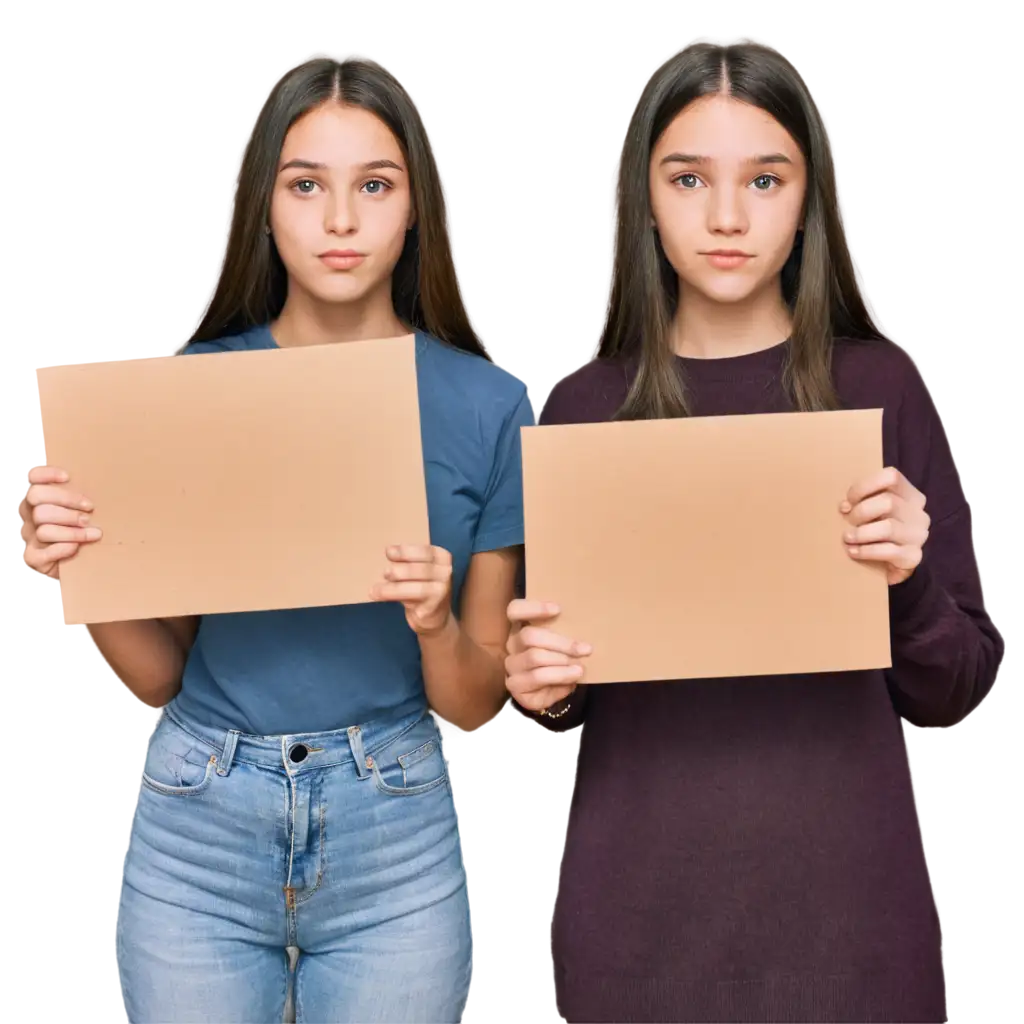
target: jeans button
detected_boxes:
[288,743,309,763]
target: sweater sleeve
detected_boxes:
[883,357,1004,727]
[512,366,617,733]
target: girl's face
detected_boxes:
[649,94,807,306]
[269,103,414,309]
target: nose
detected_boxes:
[324,190,358,236]
[706,185,748,237]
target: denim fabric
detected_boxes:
[117,697,471,1023]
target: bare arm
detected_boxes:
[419,547,520,731]
[87,615,200,708]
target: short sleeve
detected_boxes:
[180,340,228,356]
[472,387,535,553]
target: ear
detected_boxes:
[407,204,417,231]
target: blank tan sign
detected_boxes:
[37,335,429,624]
[522,409,891,683]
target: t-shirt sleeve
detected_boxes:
[180,339,226,356]
[472,386,535,553]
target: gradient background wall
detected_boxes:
[2,2,1017,1021]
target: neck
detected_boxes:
[271,281,408,348]
[672,279,792,359]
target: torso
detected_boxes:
[172,325,532,735]
[544,337,954,1023]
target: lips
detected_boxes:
[319,250,366,269]
[701,250,754,270]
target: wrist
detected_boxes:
[519,686,578,718]
[414,608,457,645]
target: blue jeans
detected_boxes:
[116,698,472,1023]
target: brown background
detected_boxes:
[0,14,1019,1024]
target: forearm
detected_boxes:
[420,615,508,731]
[86,618,191,708]
[887,557,1004,727]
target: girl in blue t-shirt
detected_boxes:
[19,57,532,1024]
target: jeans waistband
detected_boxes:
[162,696,431,778]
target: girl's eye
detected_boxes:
[361,178,391,195]
[751,174,781,191]
[293,179,318,195]
[675,173,703,190]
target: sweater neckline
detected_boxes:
[673,338,790,382]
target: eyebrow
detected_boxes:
[659,152,793,167]
[277,158,406,174]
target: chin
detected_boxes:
[306,277,379,306]
[687,276,760,305]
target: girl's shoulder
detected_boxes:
[832,336,934,412]
[180,324,272,356]
[540,357,631,426]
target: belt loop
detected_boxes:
[216,729,240,777]
[347,725,370,780]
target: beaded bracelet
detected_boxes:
[538,690,577,718]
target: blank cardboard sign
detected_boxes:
[36,335,429,624]
[522,409,891,683]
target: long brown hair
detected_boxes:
[182,57,488,359]
[599,41,886,419]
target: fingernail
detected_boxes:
[78,514,91,526]
[844,531,855,543]
[577,642,592,656]
[387,546,399,558]
[546,603,559,614]
[849,546,859,557]
[85,527,102,541]
[81,499,94,511]
[840,501,851,514]
[57,471,69,482]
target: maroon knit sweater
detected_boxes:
[517,338,1003,1023]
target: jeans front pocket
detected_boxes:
[140,713,218,797]
[371,716,449,797]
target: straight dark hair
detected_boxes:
[182,57,488,359]
[599,41,887,419]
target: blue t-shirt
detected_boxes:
[171,324,534,735]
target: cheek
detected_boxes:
[270,201,320,276]
[370,197,412,255]
[761,199,804,270]
[652,196,701,273]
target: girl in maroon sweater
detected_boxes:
[504,42,1004,1024]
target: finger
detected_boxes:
[843,466,919,510]
[519,625,592,658]
[383,561,453,584]
[385,544,451,565]
[35,523,103,545]
[507,647,575,674]
[845,491,907,526]
[31,503,94,528]
[26,484,93,512]
[27,466,69,486]
[507,599,561,624]
[843,519,913,547]
[507,664,585,690]
[847,542,922,569]
[370,581,445,603]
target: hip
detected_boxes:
[125,696,466,916]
